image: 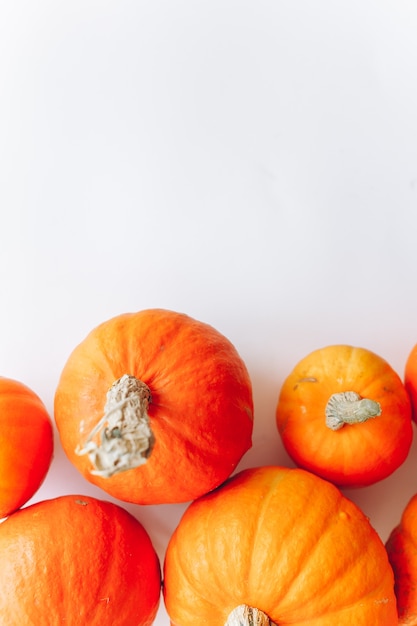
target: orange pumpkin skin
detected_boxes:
[276,345,413,487]
[163,465,398,626]
[0,376,53,518]
[0,494,161,625]
[405,344,417,424]
[54,309,253,505]
[386,493,417,625]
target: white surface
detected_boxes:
[1,1,417,623]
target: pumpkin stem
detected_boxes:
[225,605,274,626]
[325,391,381,431]
[76,374,155,477]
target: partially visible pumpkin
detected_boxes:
[0,376,53,518]
[386,493,417,625]
[405,343,417,424]
[163,465,398,626]
[276,345,412,487]
[0,494,161,625]
[54,309,253,505]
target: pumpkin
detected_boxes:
[0,376,53,518]
[275,345,413,487]
[405,343,417,423]
[386,493,417,625]
[163,465,398,625]
[0,494,161,625]
[54,308,253,505]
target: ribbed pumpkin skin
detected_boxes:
[163,466,398,626]
[54,309,253,505]
[0,376,53,518]
[276,345,412,487]
[386,493,417,625]
[0,495,161,625]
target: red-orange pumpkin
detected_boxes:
[386,493,417,625]
[0,376,53,518]
[163,465,398,625]
[54,309,253,504]
[405,343,417,424]
[276,345,413,487]
[0,494,161,625]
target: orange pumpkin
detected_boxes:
[386,493,417,625]
[0,376,53,518]
[275,345,413,487]
[54,308,253,505]
[405,343,417,424]
[163,465,398,625]
[0,494,161,625]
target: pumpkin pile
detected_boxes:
[1,307,417,625]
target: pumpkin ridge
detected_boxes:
[246,469,299,597]
[168,507,225,620]
[305,566,397,625]
[273,536,394,625]
[296,525,395,624]
[202,501,241,609]
[319,345,342,384]
[265,488,347,620]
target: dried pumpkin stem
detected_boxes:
[225,605,274,626]
[325,391,381,431]
[76,374,155,478]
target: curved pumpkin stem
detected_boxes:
[76,374,155,477]
[225,605,274,626]
[325,391,381,431]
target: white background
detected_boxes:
[1,1,417,623]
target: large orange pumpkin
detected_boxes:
[275,345,413,487]
[0,376,53,518]
[54,308,253,504]
[386,493,417,625]
[163,465,398,625]
[0,494,161,625]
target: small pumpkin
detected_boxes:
[0,494,161,625]
[386,493,417,625]
[163,465,398,625]
[0,376,53,518]
[275,345,413,487]
[54,308,253,505]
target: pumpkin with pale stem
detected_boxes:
[275,345,412,487]
[54,308,253,505]
[163,465,398,625]
[386,493,417,625]
[0,376,53,518]
[0,494,161,625]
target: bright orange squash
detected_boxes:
[54,308,253,504]
[276,345,413,487]
[163,465,398,625]
[0,376,53,518]
[0,494,161,625]
[386,493,417,625]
